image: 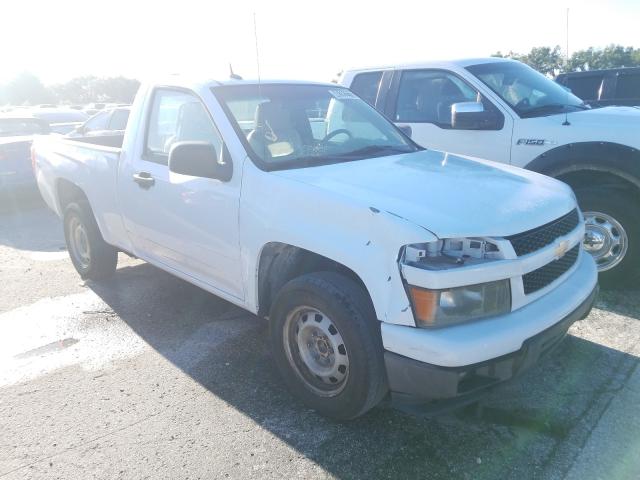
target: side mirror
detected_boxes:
[168,141,232,181]
[397,124,412,138]
[451,102,500,130]
[74,125,85,135]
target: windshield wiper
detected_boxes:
[333,145,415,159]
[521,103,589,118]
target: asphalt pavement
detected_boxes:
[1,196,639,480]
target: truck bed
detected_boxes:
[33,133,126,249]
[67,134,124,149]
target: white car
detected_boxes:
[32,77,597,419]
[341,58,640,283]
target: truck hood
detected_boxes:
[274,149,576,239]
[567,105,640,125]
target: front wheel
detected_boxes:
[576,188,640,285]
[269,272,387,420]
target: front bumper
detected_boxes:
[384,283,598,414]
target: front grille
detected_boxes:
[507,209,580,256]
[522,244,580,294]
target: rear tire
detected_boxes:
[63,201,117,280]
[269,271,387,420]
[575,188,640,286]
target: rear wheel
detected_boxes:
[63,202,117,280]
[269,272,387,420]
[576,188,640,285]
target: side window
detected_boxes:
[350,71,383,106]
[395,70,479,126]
[145,89,223,165]
[84,111,110,132]
[108,109,129,130]
[567,75,603,101]
[616,73,640,99]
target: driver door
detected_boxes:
[119,88,244,300]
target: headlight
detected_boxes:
[401,238,510,327]
[403,238,503,270]
[408,280,511,328]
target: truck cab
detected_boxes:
[341,58,640,283]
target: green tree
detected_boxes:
[568,44,640,71]
[3,72,54,105]
[51,76,140,104]
[92,76,140,103]
[50,76,98,104]
[495,44,640,75]
[492,46,564,76]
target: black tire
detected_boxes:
[63,201,117,280]
[269,271,388,420]
[575,188,640,286]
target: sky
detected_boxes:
[1,0,639,85]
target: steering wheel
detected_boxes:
[321,129,353,144]
[514,98,530,110]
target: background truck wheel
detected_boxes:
[576,188,640,286]
[63,201,117,280]
[269,271,387,420]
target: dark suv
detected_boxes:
[556,67,640,107]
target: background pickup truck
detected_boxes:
[33,77,597,419]
[556,66,640,108]
[341,58,640,284]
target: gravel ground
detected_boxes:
[1,197,639,479]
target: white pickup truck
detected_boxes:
[33,77,598,419]
[341,58,640,284]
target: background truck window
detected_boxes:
[566,75,604,101]
[350,71,383,106]
[616,73,640,99]
[109,108,130,130]
[395,70,477,126]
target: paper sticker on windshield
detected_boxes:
[329,89,359,100]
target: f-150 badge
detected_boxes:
[516,138,555,146]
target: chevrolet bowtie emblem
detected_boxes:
[554,240,570,259]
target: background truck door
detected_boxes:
[382,69,513,164]
[119,88,244,300]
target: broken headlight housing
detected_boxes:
[401,239,511,327]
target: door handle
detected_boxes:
[132,172,155,189]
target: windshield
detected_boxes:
[466,62,588,118]
[214,84,419,170]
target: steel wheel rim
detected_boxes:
[283,306,349,397]
[583,211,628,271]
[68,216,91,269]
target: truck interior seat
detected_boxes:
[247,101,303,160]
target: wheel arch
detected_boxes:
[56,178,90,212]
[55,178,113,243]
[525,141,640,195]
[256,242,375,319]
